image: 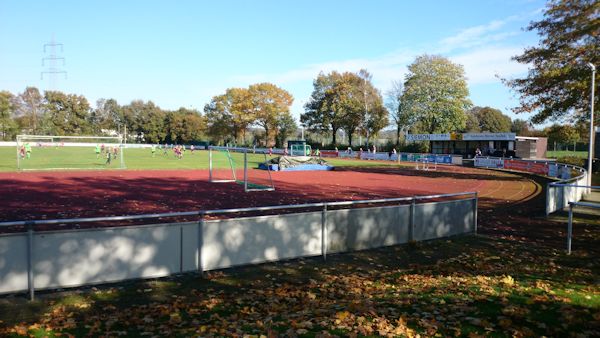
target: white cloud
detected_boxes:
[224,12,538,120]
[450,46,528,84]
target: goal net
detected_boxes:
[208,146,274,192]
[16,135,125,171]
[415,156,437,171]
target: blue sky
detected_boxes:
[0,0,546,126]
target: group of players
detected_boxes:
[95,144,119,164]
[151,144,196,159]
[18,143,32,159]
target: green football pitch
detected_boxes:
[0,146,400,172]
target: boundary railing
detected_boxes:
[546,165,588,215]
[472,156,589,215]
[0,192,477,300]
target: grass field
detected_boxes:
[546,150,588,158]
[0,146,406,172]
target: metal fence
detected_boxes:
[566,190,600,254]
[546,165,588,215]
[472,156,589,215]
[0,192,477,300]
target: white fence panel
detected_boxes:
[327,205,410,252]
[202,212,322,271]
[414,199,475,241]
[32,224,182,290]
[0,234,28,293]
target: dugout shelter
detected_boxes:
[287,140,311,156]
[406,132,548,159]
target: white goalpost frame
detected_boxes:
[243,150,275,192]
[415,157,437,171]
[208,147,237,183]
[208,146,275,192]
[16,134,125,171]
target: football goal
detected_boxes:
[16,135,125,171]
[208,146,274,192]
[415,157,437,171]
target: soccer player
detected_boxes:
[190,144,195,154]
[106,150,112,165]
[95,144,101,158]
[25,142,32,159]
[19,145,26,159]
[151,144,156,157]
[112,146,118,159]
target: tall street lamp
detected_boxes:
[587,63,596,186]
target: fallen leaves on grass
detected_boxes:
[1,235,599,337]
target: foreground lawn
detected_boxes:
[1,233,598,337]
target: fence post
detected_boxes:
[198,216,205,277]
[473,193,478,234]
[546,183,551,216]
[208,149,212,182]
[567,203,573,255]
[321,204,328,261]
[244,150,248,192]
[26,221,34,301]
[409,197,416,241]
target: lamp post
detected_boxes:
[587,63,596,186]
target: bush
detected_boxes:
[556,156,585,167]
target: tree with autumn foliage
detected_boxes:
[204,88,254,144]
[248,83,294,147]
[504,0,598,124]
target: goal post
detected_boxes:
[415,157,437,171]
[208,147,237,183]
[16,135,125,171]
[208,146,274,192]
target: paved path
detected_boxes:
[570,189,600,222]
[584,190,600,203]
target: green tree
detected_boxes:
[93,98,124,132]
[165,108,205,144]
[545,123,580,147]
[0,91,18,140]
[401,55,471,134]
[463,111,481,133]
[204,97,234,145]
[14,87,44,134]
[121,100,166,143]
[274,112,297,147]
[511,119,531,136]
[43,91,92,135]
[301,71,344,146]
[302,70,387,147]
[469,106,512,132]
[504,0,599,123]
[248,83,293,147]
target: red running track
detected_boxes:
[0,164,541,223]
